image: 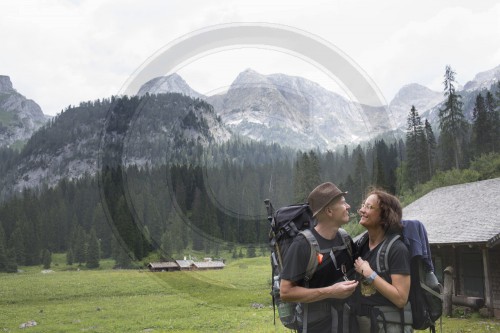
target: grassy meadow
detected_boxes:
[1,255,499,332]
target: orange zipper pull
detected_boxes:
[317,253,323,264]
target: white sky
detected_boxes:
[1,0,499,116]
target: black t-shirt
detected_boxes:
[356,236,411,307]
[281,228,354,288]
[281,228,354,332]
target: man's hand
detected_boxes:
[327,280,358,299]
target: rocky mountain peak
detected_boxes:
[388,83,443,126]
[137,73,204,99]
[0,75,14,92]
[230,68,271,88]
[463,64,500,91]
[0,76,47,148]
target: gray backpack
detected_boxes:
[265,199,353,332]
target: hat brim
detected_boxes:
[312,191,348,217]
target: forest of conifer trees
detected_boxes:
[0,67,499,272]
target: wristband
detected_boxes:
[366,271,378,284]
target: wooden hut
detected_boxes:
[403,177,500,317]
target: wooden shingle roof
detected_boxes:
[175,259,194,268]
[402,177,500,247]
[193,261,225,269]
[148,262,178,269]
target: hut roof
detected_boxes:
[403,177,500,247]
[148,262,178,269]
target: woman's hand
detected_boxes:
[354,257,373,278]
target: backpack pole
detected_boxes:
[265,199,279,326]
[265,199,285,270]
[264,199,274,223]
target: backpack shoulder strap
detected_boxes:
[376,234,401,273]
[299,229,320,282]
[337,228,353,258]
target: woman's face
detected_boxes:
[358,194,381,229]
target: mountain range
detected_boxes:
[0,64,498,196]
[138,65,500,150]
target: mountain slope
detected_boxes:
[0,75,47,148]
[0,93,230,197]
[207,69,392,151]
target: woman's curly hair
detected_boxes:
[367,188,403,234]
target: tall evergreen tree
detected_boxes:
[472,93,489,156]
[352,145,369,208]
[0,225,8,272]
[71,224,87,265]
[7,225,25,266]
[438,65,468,170]
[293,151,321,202]
[42,249,52,269]
[86,228,100,269]
[4,248,17,273]
[66,248,74,266]
[406,106,427,188]
[424,119,437,179]
[485,91,499,153]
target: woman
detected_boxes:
[352,189,413,333]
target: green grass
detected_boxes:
[0,256,287,332]
[1,256,499,332]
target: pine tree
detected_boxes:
[66,248,74,266]
[112,236,133,269]
[352,145,369,208]
[7,225,25,266]
[86,228,100,269]
[406,106,428,188]
[0,225,8,272]
[160,230,173,260]
[42,249,52,269]
[424,119,437,179]
[293,152,310,202]
[472,93,489,156]
[293,151,321,202]
[438,65,469,170]
[485,91,499,153]
[5,248,17,273]
[71,224,87,266]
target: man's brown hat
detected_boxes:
[308,182,347,217]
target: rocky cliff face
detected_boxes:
[206,69,388,151]
[389,83,444,128]
[0,75,47,148]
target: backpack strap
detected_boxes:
[300,229,321,282]
[376,234,401,273]
[337,228,353,259]
[300,228,354,279]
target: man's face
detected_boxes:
[325,196,350,225]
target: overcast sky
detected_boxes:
[1,0,499,116]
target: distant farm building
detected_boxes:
[403,177,500,318]
[147,258,225,272]
[147,262,178,272]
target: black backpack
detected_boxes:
[355,220,443,333]
[265,199,353,332]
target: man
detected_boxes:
[280,182,358,332]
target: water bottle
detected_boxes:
[273,275,296,326]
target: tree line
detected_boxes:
[0,65,499,272]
